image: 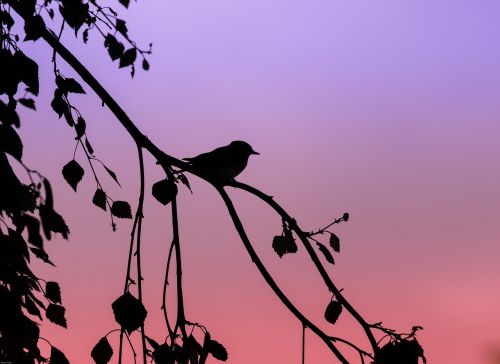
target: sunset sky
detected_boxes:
[17,0,500,363]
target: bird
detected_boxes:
[183,141,259,183]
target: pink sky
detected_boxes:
[16,0,500,362]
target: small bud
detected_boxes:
[342,212,349,221]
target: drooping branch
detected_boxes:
[228,180,379,354]
[214,185,349,364]
[135,146,147,364]
[161,238,175,338]
[7,4,382,360]
[171,195,187,339]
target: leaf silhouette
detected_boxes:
[85,137,94,155]
[152,343,173,363]
[316,242,334,264]
[111,201,132,219]
[30,247,55,266]
[329,233,340,253]
[92,189,107,211]
[45,281,61,304]
[115,19,128,36]
[0,124,23,160]
[376,339,426,364]
[152,179,178,205]
[62,160,84,191]
[324,300,342,324]
[104,34,125,61]
[119,48,137,68]
[111,292,147,333]
[145,336,160,350]
[142,59,150,71]
[63,77,85,94]
[46,303,67,328]
[91,336,113,364]
[75,116,86,139]
[23,15,45,41]
[15,51,39,95]
[24,295,42,320]
[50,346,70,364]
[103,164,120,186]
[39,204,70,240]
[207,339,228,361]
[51,89,67,118]
[272,235,297,258]
[18,98,36,110]
[118,0,130,8]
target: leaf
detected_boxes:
[104,34,124,61]
[342,212,349,222]
[152,344,173,363]
[0,99,20,127]
[63,108,74,127]
[62,160,84,191]
[103,164,120,186]
[0,124,23,160]
[85,137,94,155]
[0,10,15,30]
[51,89,67,118]
[376,339,426,364]
[115,19,128,36]
[316,242,335,264]
[24,15,45,41]
[14,51,39,95]
[92,189,107,211]
[83,28,89,43]
[18,98,36,110]
[24,215,43,248]
[43,177,54,209]
[178,173,191,192]
[112,293,147,333]
[329,233,340,253]
[50,346,70,364]
[152,179,178,205]
[324,300,342,325]
[46,303,67,328]
[24,295,42,320]
[75,116,86,139]
[207,339,228,361]
[145,336,160,350]
[30,247,55,266]
[64,77,85,94]
[118,0,130,8]
[111,201,132,219]
[45,281,62,304]
[39,204,70,240]
[142,59,150,71]
[91,336,113,364]
[119,48,137,68]
[272,235,297,258]
[59,1,89,33]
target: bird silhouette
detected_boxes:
[183,141,259,183]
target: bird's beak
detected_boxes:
[251,150,260,155]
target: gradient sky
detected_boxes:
[16,0,500,363]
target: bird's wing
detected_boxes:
[184,145,231,165]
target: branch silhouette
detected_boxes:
[1,1,426,363]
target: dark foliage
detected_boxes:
[112,292,147,333]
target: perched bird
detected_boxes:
[183,141,259,183]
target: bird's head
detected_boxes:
[230,140,259,156]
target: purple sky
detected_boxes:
[16,0,500,362]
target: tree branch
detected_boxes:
[228,180,379,354]
[6,4,381,360]
[215,185,349,364]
